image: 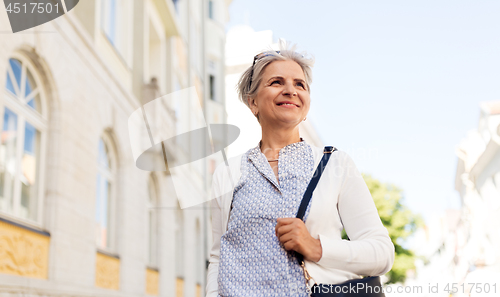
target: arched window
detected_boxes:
[1,56,46,222]
[95,135,116,250]
[147,174,159,267]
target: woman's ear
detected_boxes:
[247,96,258,115]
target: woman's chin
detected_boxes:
[267,116,303,127]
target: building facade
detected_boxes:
[0,0,230,296]
[453,101,500,296]
[389,102,500,297]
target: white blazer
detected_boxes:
[206,144,395,297]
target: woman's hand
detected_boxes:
[275,217,323,262]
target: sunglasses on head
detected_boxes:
[248,50,306,91]
[249,50,281,88]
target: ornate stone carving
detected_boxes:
[176,277,184,297]
[0,220,49,279]
[146,268,159,296]
[95,252,120,290]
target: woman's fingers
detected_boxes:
[277,230,295,244]
[278,232,300,252]
[275,222,295,237]
[276,218,308,251]
[279,232,322,261]
[275,217,322,261]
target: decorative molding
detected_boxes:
[176,277,184,297]
[196,283,201,297]
[145,268,159,296]
[95,252,120,290]
[0,217,50,237]
[96,248,120,259]
[0,219,49,279]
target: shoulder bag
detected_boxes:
[295,146,386,297]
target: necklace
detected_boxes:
[260,142,279,162]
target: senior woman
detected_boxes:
[206,44,394,297]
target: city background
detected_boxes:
[0,0,499,296]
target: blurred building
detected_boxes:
[0,0,230,296]
[397,102,500,296]
[453,101,500,296]
[225,25,323,158]
[403,210,462,297]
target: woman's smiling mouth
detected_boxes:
[277,102,299,108]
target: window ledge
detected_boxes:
[97,248,120,259]
[0,214,49,237]
[146,266,159,272]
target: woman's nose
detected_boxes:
[282,81,297,96]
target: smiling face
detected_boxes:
[248,60,311,130]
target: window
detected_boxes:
[209,75,215,101]
[101,0,129,57]
[147,175,159,267]
[101,0,117,46]
[1,57,45,222]
[95,136,116,250]
[208,0,214,19]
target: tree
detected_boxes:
[341,174,424,284]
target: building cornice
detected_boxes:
[469,135,500,184]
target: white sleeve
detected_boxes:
[205,166,224,297]
[316,152,395,276]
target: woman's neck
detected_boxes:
[259,127,301,160]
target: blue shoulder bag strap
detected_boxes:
[294,146,386,296]
[295,145,337,265]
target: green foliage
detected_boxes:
[341,174,424,284]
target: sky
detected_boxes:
[225,0,500,223]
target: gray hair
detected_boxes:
[236,41,315,111]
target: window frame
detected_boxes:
[99,0,133,63]
[101,0,119,47]
[1,53,48,227]
[95,133,118,253]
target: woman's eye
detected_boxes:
[296,82,305,88]
[271,80,280,85]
